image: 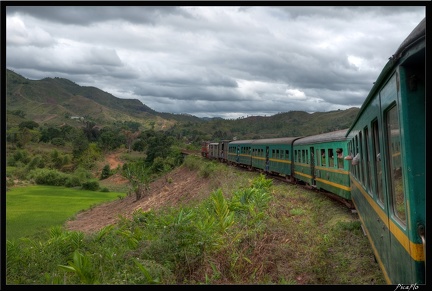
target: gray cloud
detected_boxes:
[5,5,426,119]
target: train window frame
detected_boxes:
[359,131,365,186]
[385,103,406,225]
[337,148,344,169]
[354,136,359,178]
[364,126,372,193]
[321,149,326,166]
[372,119,383,203]
[328,149,334,167]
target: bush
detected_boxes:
[65,176,82,188]
[51,138,65,146]
[100,164,112,180]
[7,157,17,167]
[73,167,92,182]
[29,168,68,186]
[81,180,100,191]
[13,149,31,164]
[26,155,45,171]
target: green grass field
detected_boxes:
[6,185,124,241]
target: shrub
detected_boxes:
[29,168,68,186]
[13,149,31,164]
[73,167,92,182]
[26,155,45,171]
[81,180,100,191]
[65,176,82,188]
[100,164,112,180]
[51,138,65,146]
[7,157,17,167]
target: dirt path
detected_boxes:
[106,152,124,170]
[65,166,212,234]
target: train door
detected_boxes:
[310,146,316,186]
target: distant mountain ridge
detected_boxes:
[5,68,359,137]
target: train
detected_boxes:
[200,17,425,285]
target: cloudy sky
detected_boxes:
[5,5,426,119]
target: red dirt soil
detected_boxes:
[65,153,212,234]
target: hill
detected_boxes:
[5,68,359,140]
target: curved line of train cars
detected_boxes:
[200,18,425,285]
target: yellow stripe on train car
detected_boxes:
[315,177,351,192]
[352,198,392,284]
[351,178,424,262]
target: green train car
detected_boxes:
[227,139,255,167]
[293,129,351,200]
[345,18,425,284]
[227,137,301,178]
[202,17,425,285]
[251,137,301,179]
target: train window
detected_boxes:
[285,150,289,160]
[372,120,383,202]
[354,136,359,177]
[359,131,365,186]
[337,148,344,169]
[348,142,353,173]
[364,127,371,192]
[328,149,334,167]
[321,149,326,166]
[387,105,406,224]
[306,149,309,164]
[276,149,280,159]
[302,150,306,164]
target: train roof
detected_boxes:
[393,17,426,62]
[251,136,302,145]
[294,129,349,145]
[347,17,425,136]
[229,139,256,145]
[229,136,302,146]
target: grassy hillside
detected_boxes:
[6,68,359,140]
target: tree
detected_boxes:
[82,121,100,142]
[72,130,89,160]
[39,126,61,143]
[18,120,39,130]
[144,131,174,166]
[122,129,140,152]
[98,127,125,151]
[100,164,112,180]
[16,127,40,148]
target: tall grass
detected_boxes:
[6,185,123,241]
[6,157,386,284]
